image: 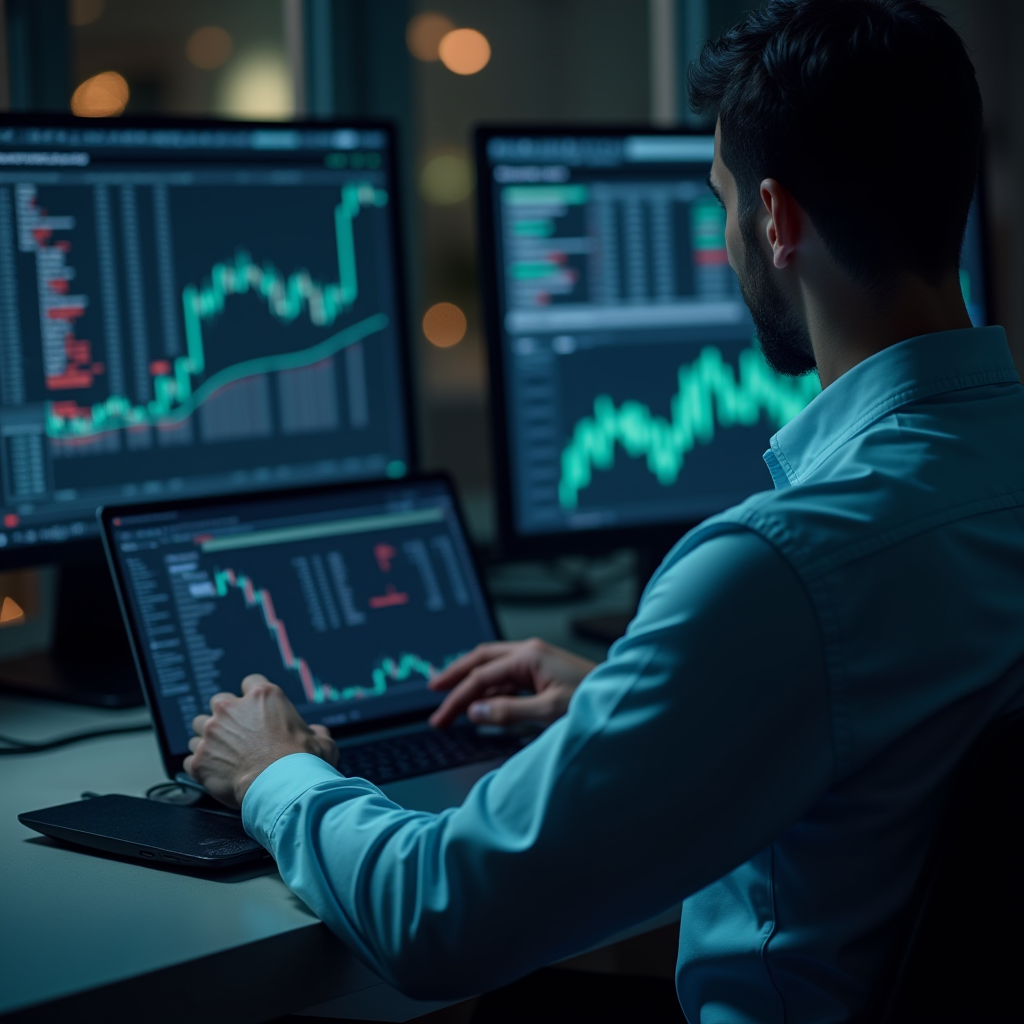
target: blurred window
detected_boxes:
[69,0,292,120]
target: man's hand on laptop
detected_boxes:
[428,638,595,730]
[184,674,339,809]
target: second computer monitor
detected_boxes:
[0,116,414,563]
[476,127,989,555]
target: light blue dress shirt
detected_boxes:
[244,326,1024,1023]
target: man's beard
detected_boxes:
[737,214,816,377]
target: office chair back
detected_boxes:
[867,706,1024,1023]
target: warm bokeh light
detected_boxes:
[422,303,468,348]
[438,28,491,75]
[419,152,474,205]
[216,53,294,120]
[68,0,105,27]
[70,72,129,117]
[0,596,25,627]
[186,26,234,70]
[406,12,456,62]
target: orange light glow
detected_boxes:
[0,597,25,626]
[406,12,456,62]
[68,0,105,27]
[70,72,129,117]
[438,28,491,76]
[186,26,234,70]
[422,303,468,348]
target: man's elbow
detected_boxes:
[378,950,485,999]
[369,932,499,1002]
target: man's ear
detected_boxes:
[759,178,801,269]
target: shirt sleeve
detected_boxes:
[241,529,833,1000]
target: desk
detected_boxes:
[1,570,677,1023]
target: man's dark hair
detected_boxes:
[688,0,983,289]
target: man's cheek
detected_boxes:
[724,217,742,274]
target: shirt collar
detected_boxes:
[764,326,1019,488]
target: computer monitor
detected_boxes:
[0,115,414,703]
[476,126,991,559]
[0,115,414,567]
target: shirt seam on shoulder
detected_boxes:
[794,369,1019,482]
[801,489,1024,577]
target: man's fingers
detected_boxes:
[468,692,561,727]
[182,753,195,776]
[309,724,340,767]
[208,691,236,713]
[310,723,335,751]
[429,656,524,727]
[241,674,276,695]
[427,643,514,692]
[192,713,211,735]
[188,735,201,753]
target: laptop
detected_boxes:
[99,475,525,805]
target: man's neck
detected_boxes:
[805,271,974,389]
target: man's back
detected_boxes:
[183,5,1021,1021]
[676,326,1024,1021]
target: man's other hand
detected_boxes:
[184,675,339,809]
[428,638,596,729]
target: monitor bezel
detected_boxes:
[0,112,419,570]
[474,123,996,559]
[98,471,500,780]
[475,123,726,559]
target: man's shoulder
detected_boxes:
[680,451,1024,583]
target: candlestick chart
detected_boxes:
[0,166,410,548]
[163,504,488,724]
[46,182,389,442]
[211,567,457,706]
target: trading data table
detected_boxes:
[481,133,821,538]
[0,124,411,552]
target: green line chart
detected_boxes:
[46,182,388,441]
[344,653,449,702]
[558,344,821,510]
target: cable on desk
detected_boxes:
[146,779,241,816]
[0,722,152,755]
[146,780,202,803]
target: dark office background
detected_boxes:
[0,0,1021,536]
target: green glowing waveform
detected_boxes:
[558,344,821,511]
[340,653,440,702]
[47,182,388,441]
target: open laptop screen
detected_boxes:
[101,478,497,760]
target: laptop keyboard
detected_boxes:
[336,725,525,785]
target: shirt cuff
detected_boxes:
[241,752,343,851]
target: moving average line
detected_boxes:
[47,182,388,441]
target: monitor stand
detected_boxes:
[572,545,671,646]
[0,563,142,708]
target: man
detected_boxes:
[185,1,1024,1020]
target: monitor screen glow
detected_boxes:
[478,128,989,549]
[0,119,412,555]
